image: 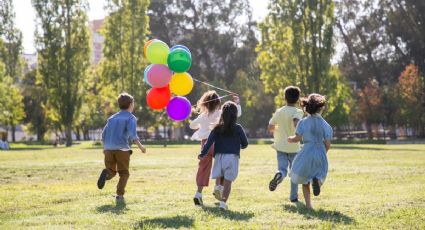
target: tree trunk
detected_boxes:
[65,124,73,147]
[83,129,89,140]
[11,122,16,143]
[75,127,81,141]
[37,128,44,142]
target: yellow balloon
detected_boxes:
[170,72,194,96]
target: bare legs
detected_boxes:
[303,183,312,209]
[222,179,232,202]
[197,186,203,193]
[216,177,224,186]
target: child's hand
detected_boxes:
[232,95,240,104]
[287,136,296,143]
[140,145,146,153]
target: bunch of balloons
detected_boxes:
[143,39,193,121]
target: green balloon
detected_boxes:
[167,48,192,73]
[146,40,170,64]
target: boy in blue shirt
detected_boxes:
[97,93,146,201]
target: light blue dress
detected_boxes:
[290,114,333,185]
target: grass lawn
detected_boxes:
[0,143,424,229]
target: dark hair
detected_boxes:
[213,101,238,136]
[284,86,301,104]
[196,90,221,115]
[300,93,326,115]
[118,92,134,110]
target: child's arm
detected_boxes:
[127,117,146,153]
[288,134,302,143]
[101,123,108,142]
[189,113,203,130]
[238,125,248,149]
[134,139,146,153]
[233,95,242,117]
[198,131,216,159]
[324,140,331,153]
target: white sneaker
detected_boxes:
[219,201,228,210]
[213,185,224,201]
[193,192,203,206]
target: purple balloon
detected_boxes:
[166,96,192,121]
[147,64,172,88]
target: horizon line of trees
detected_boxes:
[0,0,424,146]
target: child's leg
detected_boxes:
[302,183,312,209]
[115,151,131,196]
[195,142,214,192]
[269,151,290,191]
[215,177,224,186]
[288,154,299,201]
[222,179,232,202]
[104,150,117,179]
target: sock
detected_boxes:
[195,192,202,197]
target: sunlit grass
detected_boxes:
[0,143,424,229]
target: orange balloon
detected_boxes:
[146,86,171,110]
[144,39,157,58]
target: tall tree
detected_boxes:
[21,70,48,141]
[0,0,25,142]
[148,0,273,135]
[33,0,91,146]
[258,0,350,127]
[101,0,150,124]
[397,64,425,136]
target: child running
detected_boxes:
[190,90,241,206]
[268,86,304,203]
[288,93,333,209]
[97,93,146,201]
[198,101,248,210]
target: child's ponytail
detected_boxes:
[300,94,326,115]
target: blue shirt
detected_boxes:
[200,124,248,157]
[102,110,139,150]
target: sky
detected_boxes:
[13,0,269,54]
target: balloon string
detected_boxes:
[192,78,238,95]
[191,94,233,108]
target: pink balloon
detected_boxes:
[147,64,172,88]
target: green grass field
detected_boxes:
[1,143,424,229]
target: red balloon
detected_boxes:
[146,86,171,110]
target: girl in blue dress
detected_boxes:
[288,93,333,209]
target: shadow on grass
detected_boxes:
[133,215,194,229]
[201,205,254,221]
[96,201,127,214]
[283,203,354,224]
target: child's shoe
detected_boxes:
[269,171,283,191]
[97,169,109,189]
[219,201,228,210]
[312,177,321,196]
[193,192,203,206]
[113,195,125,203]
[213,185,224,201]
[290,198,299,203]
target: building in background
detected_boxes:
[89,19,105,65]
